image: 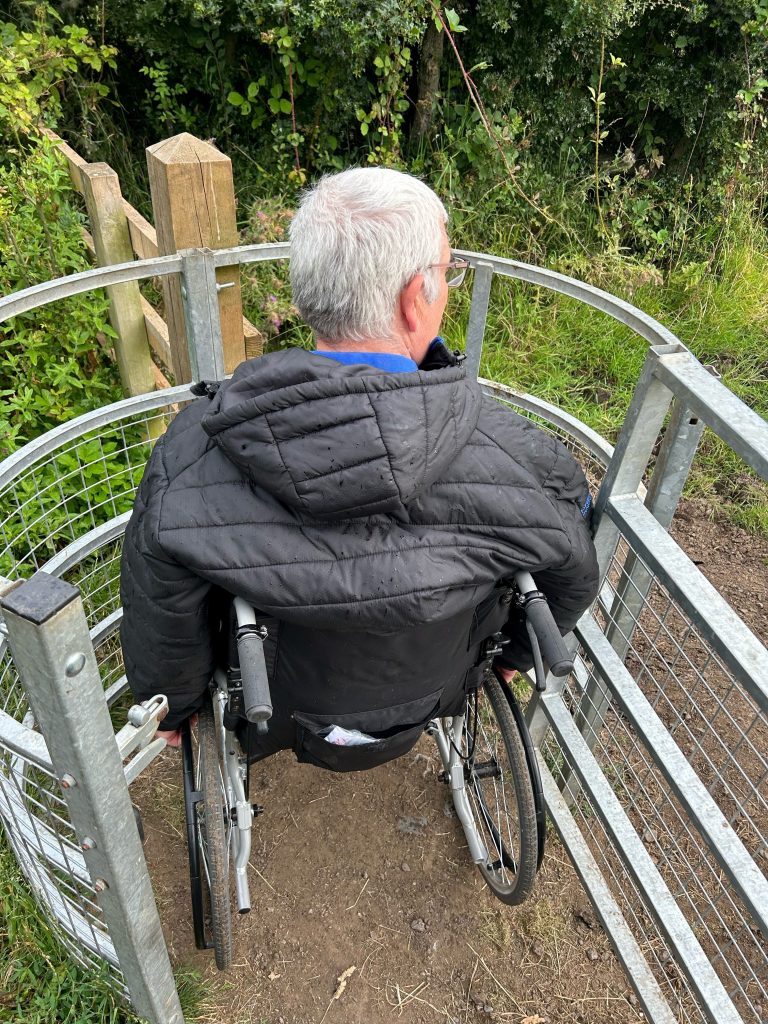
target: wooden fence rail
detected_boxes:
[42,129,264,394]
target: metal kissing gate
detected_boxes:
[0,244,765,1024]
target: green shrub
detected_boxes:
[0,140,122,458]
[0,3,116,147]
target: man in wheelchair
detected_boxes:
[120,166,598,769]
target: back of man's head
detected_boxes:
[289,167,447,344]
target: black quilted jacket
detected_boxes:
[120,346,598,730]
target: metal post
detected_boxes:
[0,573,184,1024]
[527,347,677,758]
[602,396,707,663]
[579,349,676,720]
[465,260,494,382]
[578,359,714,754]
[539,347,678,801]
[179,247,226,382]
[591,345,680,574]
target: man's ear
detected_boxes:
[399,274,425,333]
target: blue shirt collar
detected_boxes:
[313,350,418,373]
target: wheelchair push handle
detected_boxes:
[513,572,574,685]
[232,598,272,734]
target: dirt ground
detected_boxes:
[132,499,768,1024]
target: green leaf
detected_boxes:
[445,8,467,32]
[227,90,244,106]
[279,98,292,114]
[360,121,369,136]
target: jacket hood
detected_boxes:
[201,349,482,519]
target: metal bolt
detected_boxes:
[216,281,235,292]
[93,878,109,893]
[81,836,97,851]
[60,773,77,789]
[180,283,188,300]
[65,652,86,677]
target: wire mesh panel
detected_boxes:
[544,607,767,1022]
[0,407,177,581]
[0,390,191,1002]
[0,737,124,990]
[534,345,768,1024]
[596,545,765,1015]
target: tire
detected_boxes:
[462,673,538,905]
[196,703,234,970]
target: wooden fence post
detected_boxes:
[80,164,156,398]
[146,134,245,383]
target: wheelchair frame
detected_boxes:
[178,571,567,969]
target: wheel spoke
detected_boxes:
[453,676,538,905]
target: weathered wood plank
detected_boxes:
[146,133,244,382]
[80,163,156,398]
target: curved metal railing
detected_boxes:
[1,245,766,1024]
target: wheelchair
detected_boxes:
[180,572,572,970]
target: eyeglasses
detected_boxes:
[428,259,470,288]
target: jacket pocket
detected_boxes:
[293,688,442,773]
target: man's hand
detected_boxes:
[157,728,183,748]
[157,713,197,749]
[495,665,516,684]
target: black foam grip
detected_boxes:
[237,631,272,724]
[524,597,574,677]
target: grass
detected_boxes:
[0,839,138,1023]
[0,838,210,1023]
[439,213,768,534]
[516,897,571,953]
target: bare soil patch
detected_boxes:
[133,500,768,1024]
[669,497,768,644]
[136,745,641,1024]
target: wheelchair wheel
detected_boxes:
[462,673,538,905]
[183,703,233,970]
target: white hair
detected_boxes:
[289,167,448,343]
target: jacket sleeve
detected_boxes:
[495,441,599,672]
[120,436,216,731]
